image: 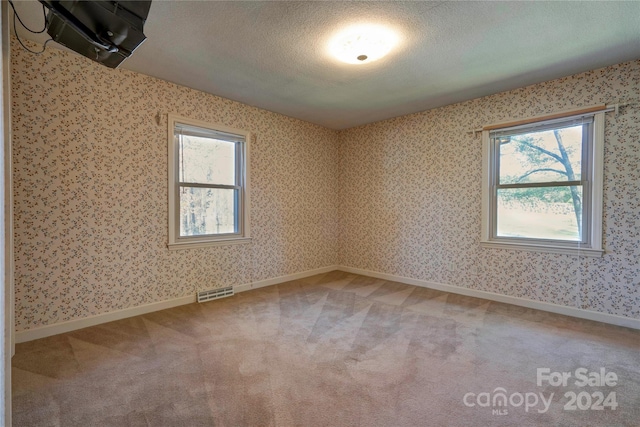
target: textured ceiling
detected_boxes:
[12,1,640,130]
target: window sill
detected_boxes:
[168,237,252,251]
[480,240,604,257]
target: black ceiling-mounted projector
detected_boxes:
[38,0,152,68]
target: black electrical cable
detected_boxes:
[8,0,47,33]
[12,21,52,55]
[8,0,52,55]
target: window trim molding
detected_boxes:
[167,114,251,250]
[480,110,605,257]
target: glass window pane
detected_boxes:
[496,186,583,241]
[179,187,237,236]
[498,125,583,185]
[178,135,236,185]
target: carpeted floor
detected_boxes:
[12,271,640,426]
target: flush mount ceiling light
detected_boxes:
[329,24,399,64]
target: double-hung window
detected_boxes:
[168,115,251,249]
[481,109,605,256]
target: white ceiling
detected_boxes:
[12,1,640,130]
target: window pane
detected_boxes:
[179,187,237,236]
[496,186,582,241]
[178,135,236,185]
[498,125,583,185]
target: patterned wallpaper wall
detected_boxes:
[338,60,640,319]
[12,39,339,331]
[12,36,640,332]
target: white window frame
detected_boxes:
[167,114,251,250]
[481,109,605,257]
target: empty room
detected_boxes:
[2,1,640,426]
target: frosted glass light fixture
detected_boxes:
[329,24,399,64]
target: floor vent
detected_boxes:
[197,286,234,303]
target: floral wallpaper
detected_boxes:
[11,39,339,331]
[338,60,640,319]
[11,35,640,333]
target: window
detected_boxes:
[168,115,251,250]
[481,110,604,256]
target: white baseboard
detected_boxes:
[15,265,339,343]
[234,265,339,293]
[337,266,640,330]
[15,295,197,343]
[17,263,637,342]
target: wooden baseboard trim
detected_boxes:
[15,295,196,343]
[234,265,339,293]
[15,265,339,343]
[337,266,640,330]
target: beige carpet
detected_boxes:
[12,271,640,426]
